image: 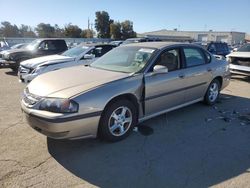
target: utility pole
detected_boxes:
[88,18,90,30]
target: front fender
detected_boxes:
[73,74,144,118]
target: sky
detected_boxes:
[0,0,250,34]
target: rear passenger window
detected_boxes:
[183,48,205,67]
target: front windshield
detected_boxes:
[62,45,90,58]
[237,44,250,52]
[91,46,155,73]
[26,39,41,51]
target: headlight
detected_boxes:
[39,98,79,113]
[4,54,10,59]
[31,66,46,74]
[9,55,14,60]
[226,56,231,63]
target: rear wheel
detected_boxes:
[99,99,137,142]
[204,79,221,105]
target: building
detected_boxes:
[138,29,246,45]
[245,34,250,42]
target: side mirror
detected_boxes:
[153,65,168,74]
[84,54,95,59]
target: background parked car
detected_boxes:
[18,43,116,82]
[11,43,28,49]
[206,42,230,57]
[122,37,161,45]
[21,42,230,142]
[110,40,123,46]
[1,38,67,71]
[226,43,250,75]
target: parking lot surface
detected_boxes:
[0,68,250,188]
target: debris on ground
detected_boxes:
[238,114,250,125]
[232,110,239,115]
[205,118,213,122]
[209,103,250,125]
[223,117,232,123]
[133,126,138,132]
[213,106,218,110]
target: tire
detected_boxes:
[11,58,24,73]
[204,79,221,105]
[99,99,137,142]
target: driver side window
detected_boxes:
[154,49,180,72]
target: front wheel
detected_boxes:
[204,79,221,105]
[99,99,137,142]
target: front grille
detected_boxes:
[231,57,250,67]
[22,88,41,106]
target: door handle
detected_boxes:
[179,74,185,79]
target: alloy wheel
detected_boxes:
[108,106,132,137]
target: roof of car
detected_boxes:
[38,38,66,41]
[122,42,186,49]
[78,43,115,47]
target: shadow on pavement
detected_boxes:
[47,94,250,188]
[4,70,18,76]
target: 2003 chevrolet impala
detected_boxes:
[21,42,230,142]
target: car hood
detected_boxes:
[27,66,130,98]
[21,55,72,68]
[4,48,28,55]
[227,52,250,58]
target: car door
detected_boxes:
[144,48,186,116]
[181,47,213,103]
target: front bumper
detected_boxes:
[21,102,101,140]
[0,60,16,68]
[18,66,35,82]
[18,72,36,83]
[229,64,250,76]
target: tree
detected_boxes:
[64,24,82,38]
[54,24,65,37]
[35,23,55,38]
[110,22,121,39]
[81,29,94,38]
[19,24,36,37]
[0,21,20,37]
[95,11,111,38]
[121,20,136,39]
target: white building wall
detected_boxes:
[140,30,246,45]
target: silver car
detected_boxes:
[21,42,230,142]
[18,43,115,82]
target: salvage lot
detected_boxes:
[0,69,250,188]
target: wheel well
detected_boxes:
[213,76,223,88]
[97,94,139,137]
[103,94,139,116]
